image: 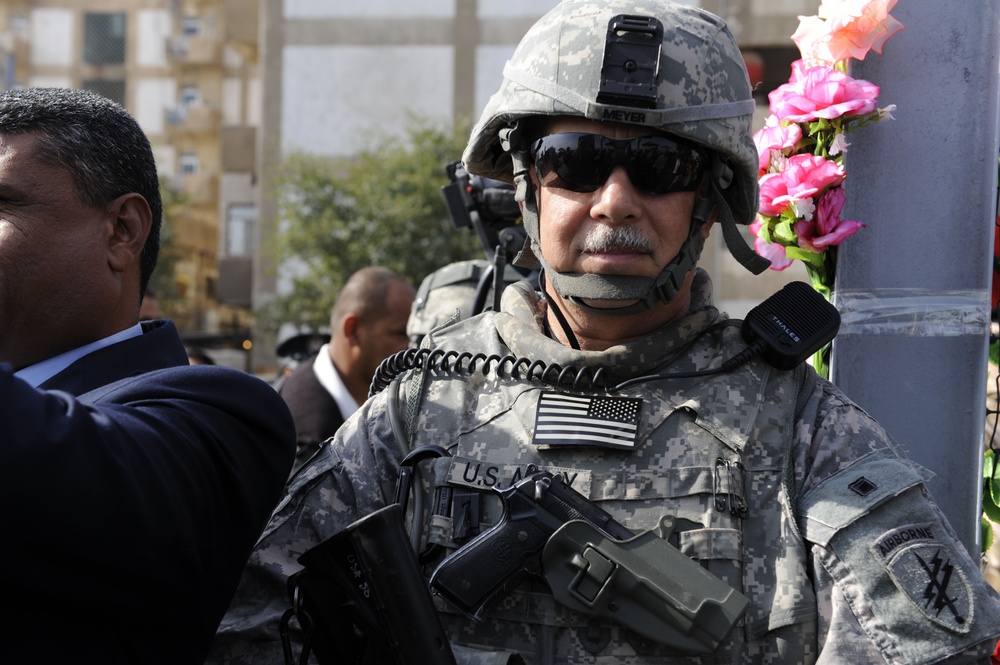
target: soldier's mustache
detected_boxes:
[582,225,652,254]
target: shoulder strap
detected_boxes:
[782,364,818,529]
[794,364,818,421]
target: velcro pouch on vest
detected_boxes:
[541,514,749,655]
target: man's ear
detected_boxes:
[341,314,362,347]
[107,193,152,274]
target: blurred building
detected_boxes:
[0,0,818,374]
[0,0,259,369]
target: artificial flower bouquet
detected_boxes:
[750,0,904,377]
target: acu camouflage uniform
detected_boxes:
[209,271,1000,664]
[407,259,526,347]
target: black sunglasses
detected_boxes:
[531,132,708,196]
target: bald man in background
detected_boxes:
[279,266,415,477]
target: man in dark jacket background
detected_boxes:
[278,266,414,477]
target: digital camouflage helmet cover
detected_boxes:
[463,0,769,313]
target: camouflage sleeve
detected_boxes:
[206,389,405,664]
[794,379,1000,664]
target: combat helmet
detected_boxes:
[463,0,769,314]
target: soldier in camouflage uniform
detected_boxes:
[406,258,523,347]
[208,1,1000,663]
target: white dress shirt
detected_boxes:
[14,323,144,388]
[311,343,359,419]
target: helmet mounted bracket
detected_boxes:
[597,15,663,110]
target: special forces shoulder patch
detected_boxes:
[532,391,642,450]
[871,523,972,634]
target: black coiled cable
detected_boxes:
[369,347,610,397]
[369,320,771,398]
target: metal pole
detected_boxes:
[830,0,1000,556]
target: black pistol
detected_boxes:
[430,471,632,619]
[430,470,750,654]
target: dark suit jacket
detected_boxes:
[0,320,296,664]
[278,354,346,476]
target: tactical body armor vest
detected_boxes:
[394,279,820,664]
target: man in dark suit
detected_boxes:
[279,266,414,476]
[0,87,296,664]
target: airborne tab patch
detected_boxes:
[871,523,972,634]
[532,391,641,450]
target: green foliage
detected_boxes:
[983,448,1000,555]
[984,515,994,556]
[985,449,1000,523]
[263,118,481,330]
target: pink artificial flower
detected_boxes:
[769,62,879,123]
[794,186,865,251]
[793,0,905,66]
[750,217,794,271]
[786,59,810,85]
[758,153,845,218]
[758,173,788,217]
[753,116,802,174]
[753,235,795,271]
[792,16,830,66]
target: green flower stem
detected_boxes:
[804,247,837,379]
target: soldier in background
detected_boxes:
[209,1,1000,663]
[407,161,536,347]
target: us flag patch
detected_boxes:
[532,392,642,449]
